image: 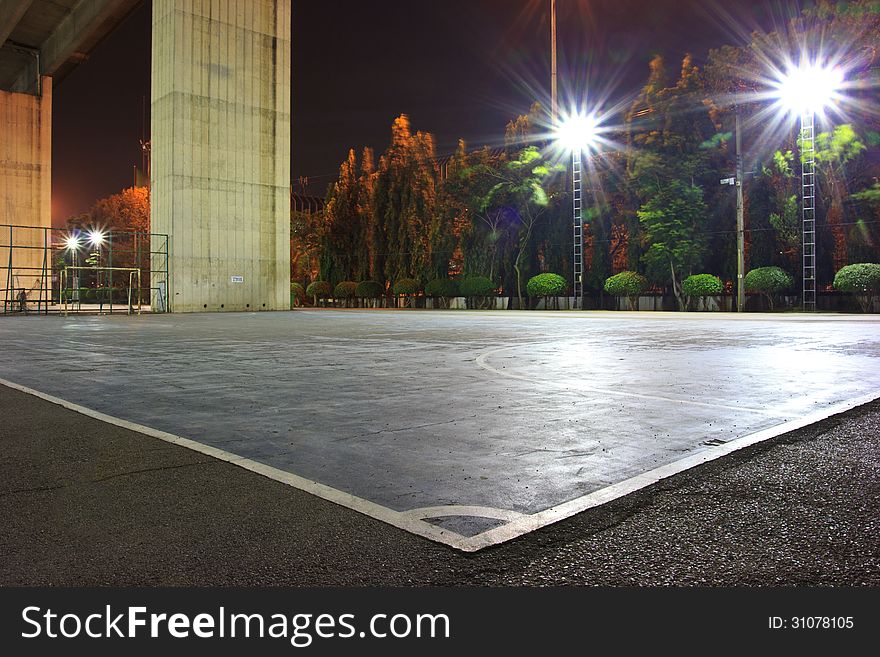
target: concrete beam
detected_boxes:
[0,0,34,46]
[38,0,140,77]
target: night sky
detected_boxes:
[50,0,777,224]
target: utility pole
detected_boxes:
[736,110,745,313]
[551,0,558,125]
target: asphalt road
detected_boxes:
[2,383,877,586]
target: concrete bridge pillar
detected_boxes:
[0,77,51,305]
[151,0,291,312]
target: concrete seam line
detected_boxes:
[0,377,473,552]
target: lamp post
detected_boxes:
[87,229,106,310]
[64,234,81,305]
[555,112,600,309]
[550,0,558,125]
[771,62,843,311]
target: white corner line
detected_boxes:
[401,505,526,523]
[458,390,880,552]
[0,377,474,552]
[2,377,877,554]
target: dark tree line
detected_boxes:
[303,0,879,303]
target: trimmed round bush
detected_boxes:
[458,276,495,298]
[745,266,793,311]
[604,271,648,297]
[682,274,723,297]
[290,282,305,302]
[392,278,421,296]
[424,278,459,298]
[306,280,332,301]
[833,263,880,312]
[333,281,357,298]
[526,273,566,297]
[604,271,647,310]
[355,280,383,298]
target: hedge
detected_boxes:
[526,273,566,298]
[333,281,358,298]
[745,267,792,311]
[458,276,495,298]
[682,274,723,297]
[306,281,332,305]
[424,278,459,298]
[833,263,880,312]
[392,278,421,295]
[355,280,383,298]
[603,271,647,310]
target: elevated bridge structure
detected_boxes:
[1,0,291,312]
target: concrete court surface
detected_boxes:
[0,310,878,551]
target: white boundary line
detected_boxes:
[0,377,474,552]
[2,377,877,553]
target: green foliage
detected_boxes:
[458,276,495,297]
[333,281,358,299]
[355,280,383,298]
[306,281,332,299]
[392,278,421,296]
[833,263,880,293]
[604,271,648,311]
[745,267,793,294]
[637,180,708,308]
[604,271,648,297]
[772,150,794,178]
[424,278,459,297]
[290,282,305,299]
[812,124,866,166]
[526,273,566,297]
[682,274,723,297]
[850,183,880,204]
[833,264,880,313]
[745,267,793,310]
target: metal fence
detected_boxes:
[1,224,168,315]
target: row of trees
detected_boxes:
[303,0,879,310]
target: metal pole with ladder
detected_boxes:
[572,149,583,308]
[800,111,817,311]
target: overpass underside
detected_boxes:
[0,0,291,313]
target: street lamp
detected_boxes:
[87,229,106,248]
[770,61,843,311]
[554,111,601,309]
[64,233,82,305]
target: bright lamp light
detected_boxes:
[64,235,81,250]
[87,229,105,247]
[773,62,843,115]
[555,112,600,153]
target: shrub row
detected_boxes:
[293,262,880,312]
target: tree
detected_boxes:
[745,266,793,311]
[604,271,648,311]
[638,180,708,310]
[764,150,801,273]
[321,150,364,285]
[472,146,561,310]
[833,263,880,312]
[372,115,439,286]
[811,124,867,273]
[290,208,324,284]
